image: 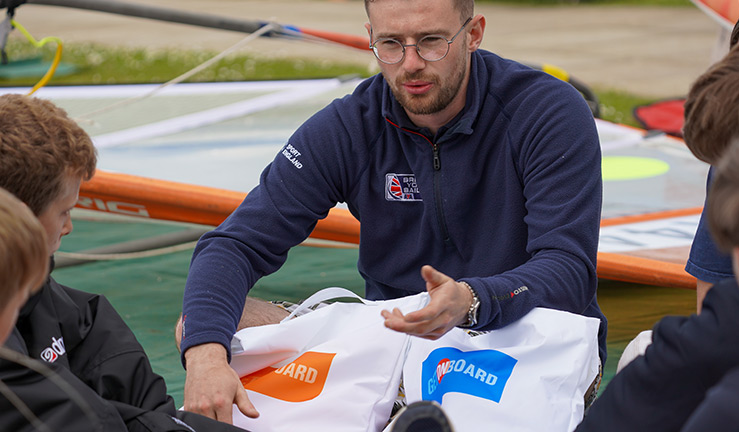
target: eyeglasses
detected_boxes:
[369,17,472,65]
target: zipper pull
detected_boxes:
[433,145,441,171]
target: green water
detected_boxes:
[52,216,696,407]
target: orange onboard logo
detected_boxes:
[241,352,336,402]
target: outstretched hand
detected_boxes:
[381,265,473,339]
[183,343,259,424]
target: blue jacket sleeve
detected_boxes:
[463,79,603,343]
[685,167,734,282]
[180,106,350,361]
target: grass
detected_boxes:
[1,38,657,127]
[1,40,371,85]
[593,88,656,127]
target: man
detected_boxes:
[0,94,245,431]
[576,138,739,432]
[181,0,606,423]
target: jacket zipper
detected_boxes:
[431,142,451,244]
[433,143,441,170]
[384,118,451,243]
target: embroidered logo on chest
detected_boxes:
[385,173,422,201]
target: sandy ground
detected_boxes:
[8,0,728,98]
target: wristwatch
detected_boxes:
[458,281,480,328]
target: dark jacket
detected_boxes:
[0,274,244,432]
[576,277,739,432]
[681,366,739,431]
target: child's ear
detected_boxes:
[732,247,739,279]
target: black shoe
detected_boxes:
[390,400,454,432]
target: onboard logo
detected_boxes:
[422,347,517,404]
[40,336,66,363]
[241,351,335,402]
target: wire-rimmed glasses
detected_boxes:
[369,17,472,65]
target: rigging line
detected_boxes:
[74,21,277,123]
[0,378,51,432]
[301,238,358,249]
[55,237,358,262]
[0,346,102,432]
[55,240,198,261]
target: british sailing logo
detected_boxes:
[422,347,517,404]
[385,174,422,201]
[240,351,335,402]
[39,336,66,363]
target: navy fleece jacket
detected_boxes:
[181,49,606,365]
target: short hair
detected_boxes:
[364,0,474,23]
[682,43,739,165]
[707,139,739,252]
[0,187,48,309]
[0,94,96,216]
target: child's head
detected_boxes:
[0,188,48,344]
[0,94,97,255]
[683,43,739,165]
[707,139,739,276]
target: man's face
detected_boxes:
[367,0,470,117]
[37,174,80,255]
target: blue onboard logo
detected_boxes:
[422,347,517,404]
[385,173,422,201]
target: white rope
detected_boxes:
[74,22,278,123]
[301,238,358,249]
[54,237,357,262]
[55,241,198,261]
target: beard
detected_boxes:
[386,48,468,116]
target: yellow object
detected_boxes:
[10,20,63,95]
[602,156,670,181]
[540,63,571,83]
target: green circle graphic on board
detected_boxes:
[602,156,670,181]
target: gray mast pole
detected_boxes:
[25,0,281,35]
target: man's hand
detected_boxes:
[183,343,259,423]
[381,265,474,339]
